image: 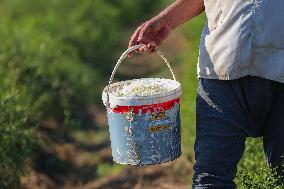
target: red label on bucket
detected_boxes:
[112,98,180,114]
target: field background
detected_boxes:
[0,0,268,188]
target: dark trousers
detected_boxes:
[192,76,284,189]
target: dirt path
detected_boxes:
[79,156,192,189]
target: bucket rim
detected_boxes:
[102,78,182,107]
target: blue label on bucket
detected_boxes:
[107,101,181,165]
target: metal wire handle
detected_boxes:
[106,44,177,109]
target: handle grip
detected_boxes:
[106,44,176,109]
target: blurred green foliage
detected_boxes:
[237,162,284,189]
[0,76,36,188]
[0,0,162,188]
[238,138,265,172]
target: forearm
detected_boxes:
[128,0,204,54]
[159,0,204,29]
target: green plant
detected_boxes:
[237,162,284,189]
[0,80,36,188]
[0,0,164,187]
[239,138,265,172]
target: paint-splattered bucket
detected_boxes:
[102,45,182,165]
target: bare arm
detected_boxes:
[156,0,204,29]
[128,0,204,56]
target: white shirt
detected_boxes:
[198,0,284,83]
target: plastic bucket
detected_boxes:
[102,45,182,165]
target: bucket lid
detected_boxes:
[102,78,182,108]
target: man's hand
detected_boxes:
[128,17,172,57]
[127,0,204,57]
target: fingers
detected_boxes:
[129,23,145,48]
[128,23,145,57]
[138,34,160,54]
[138,44,149,54]
[128,18,163,57]
[138,41,158,54]
[146,42,159,54]
[150,46,158,53]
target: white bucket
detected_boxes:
[102,45,182,165]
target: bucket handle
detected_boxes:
[106,44,176,108]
